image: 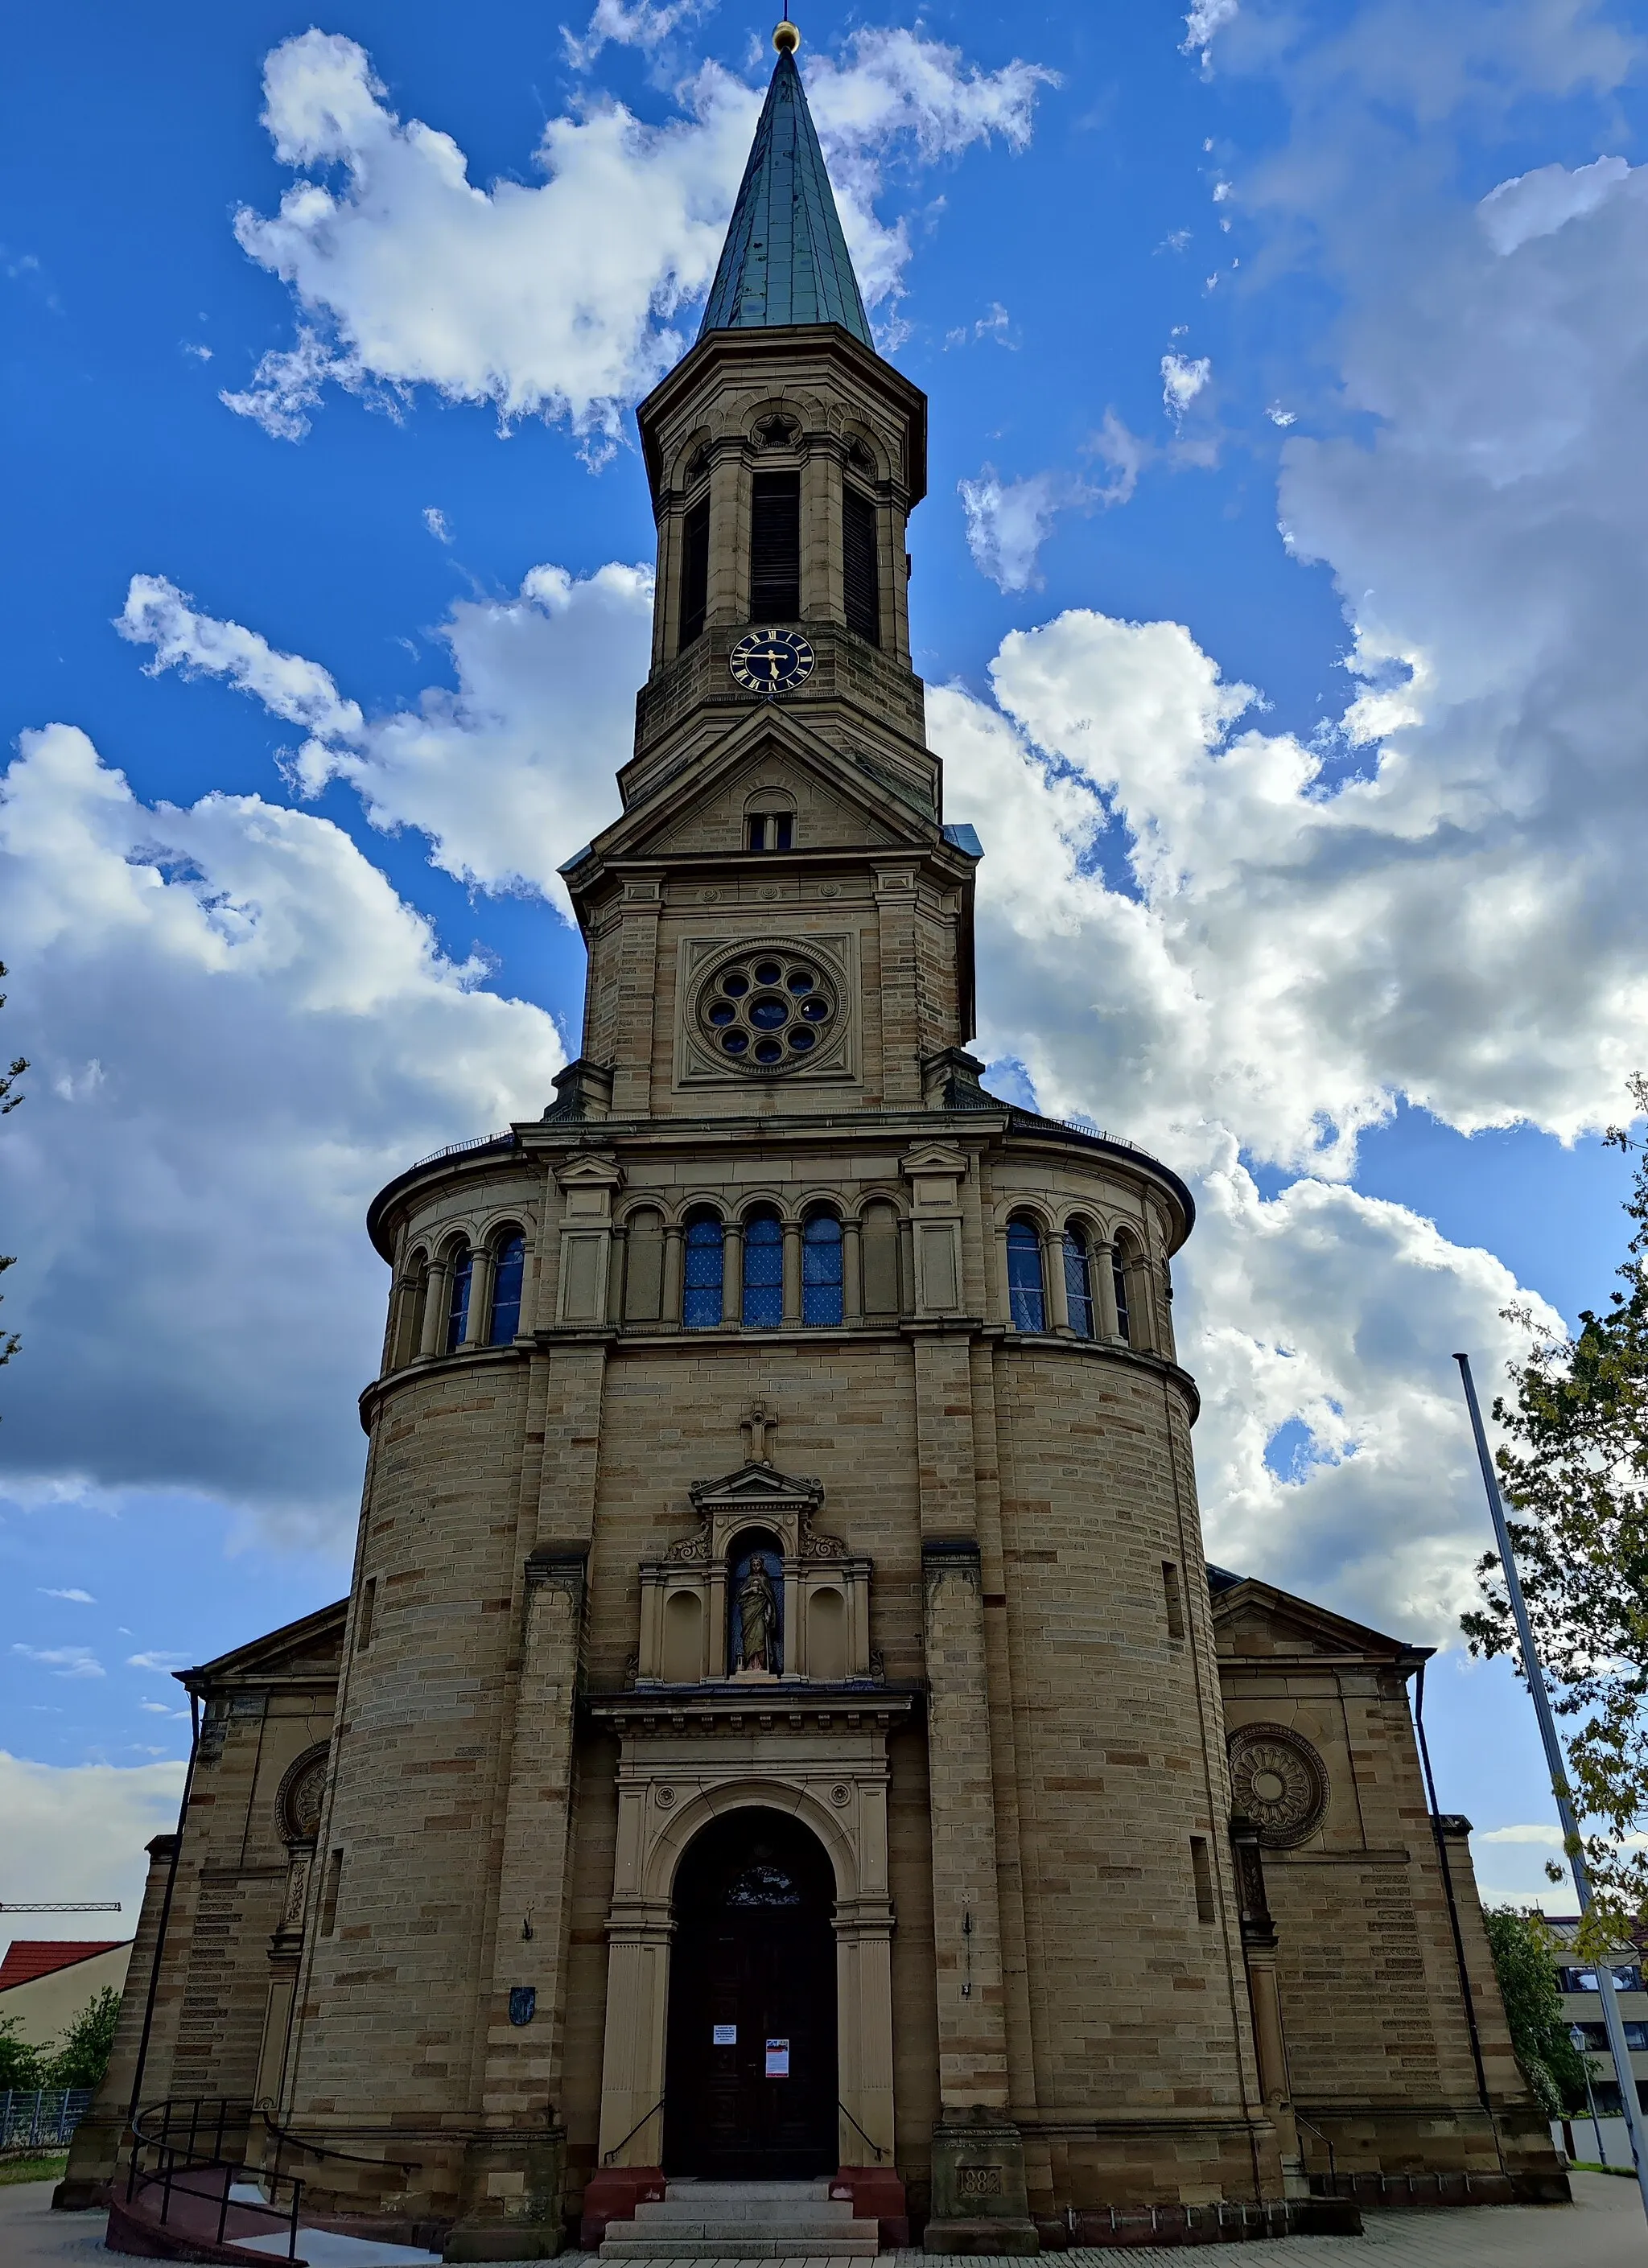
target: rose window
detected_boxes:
[1227,1723,1329,1848]
[698,949,838,1072]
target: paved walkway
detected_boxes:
[3,2174,1643,2266]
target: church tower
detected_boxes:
[63,24,1568,2258]
[269,25,1283,2255]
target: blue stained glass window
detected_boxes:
[1113,1251,1132,1345]
[743,1210,785,1327]
[683,1212,725,1329]
[1006,1219,1044,1332]
[1063,1232,1094,1338]
[445,1249,474,1352]
[802,1213,844,1327]
[489,1233,525,1344]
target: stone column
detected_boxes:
[782,1219,803,1325]
[420,1259,450,1358]
[610,883,661,1118]
[723,1220,744,1327]
[463,1247,494,1348]
[843,1216,863,1324]
[1044,1229,1069,1334]
[661,1224,684,1327]
[801,441,846,626]
[54,1830,181,2207]
[1230,1817,1308,2201]
[606,1224,628,1325]
[707,451,748,628]
[1093,1238,1121,1342]
[447,1551,587,2262]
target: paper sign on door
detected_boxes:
[764,2039,790,2078]
[712,2024,736,2045]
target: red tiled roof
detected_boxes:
[0,1940,128,1991]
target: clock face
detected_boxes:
[730,628,815,695]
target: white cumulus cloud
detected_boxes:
[224,27,1053,442]
[0,1751,185,1926]
[118,564,648,912]
[0,722,566,1542]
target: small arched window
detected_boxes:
[682,1211,724,1330]
[743,1208,784,1328]
[1064,1228,1095,1339]
[444,1248,474,1352]
[1113,1246,1134,1346]
[1007,1218,1045,1332]
[396,1252,429,1368]
[802,1212,844,1327]
[488,1233,525,1344]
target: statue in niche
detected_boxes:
[734,1552,780,1675]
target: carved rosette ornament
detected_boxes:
[276,1744,330,1846]
[1226,1723,1329,1848]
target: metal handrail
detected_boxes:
[125,2103,303,2263]
[837,2101,886,2162]
[1292,2108,1338,2194]
[603,2095,666,2165]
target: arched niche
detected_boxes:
[636,1463,871,1687]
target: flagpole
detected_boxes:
[1456,1350,1648,2223]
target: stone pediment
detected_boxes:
[182,1600,348,1692]
[582,706,943,875]
[1210,1575,1428,1667]
[663,1463,847,1564]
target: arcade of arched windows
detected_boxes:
[387,1220,529,1373]
[381,1196,1171,1373]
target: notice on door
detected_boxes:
[712,2024,736,2046]
[764,2038,790,2078]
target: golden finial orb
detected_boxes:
[773,20,801,54]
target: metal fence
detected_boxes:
[0,2088,93,2151]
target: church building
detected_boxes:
[68,26,1564,2258]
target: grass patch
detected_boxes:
[1569,2161,1637,2177]
[0,2154,68,2187]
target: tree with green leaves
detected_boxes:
[1481,1906,1592,2116]
[1463,1071,1648,1938]
[0,959,25,1394]
[0,2012,47,2092]
[45,1985,120,2092]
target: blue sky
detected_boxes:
[4,0,1647,1923]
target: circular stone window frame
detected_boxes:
[690,936,848,1080]
[274,1742,332,1848]
[1226,1722,1329,1849]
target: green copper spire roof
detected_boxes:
[698,45,873,347]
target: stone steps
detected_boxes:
[599,2179,880,2260]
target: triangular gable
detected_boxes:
[1209,1575,1428,1667]
[179,1599,348,1690]
[689,1462,824,1515]
[591,706,939,871]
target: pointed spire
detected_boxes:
[698,26,873,348]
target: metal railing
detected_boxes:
[124,2097,423,2260]
[126,2099,303,2262]
[408,1130,514,1171]
[603,2095,666,2165]
[837,2101,886,2162]
[0,2088,92,2151]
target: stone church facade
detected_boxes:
[68,28,1563,2258]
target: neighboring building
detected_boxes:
[0,1940,132,2050]
[1545,1918,1648,2115]
[62,23,1565,2259]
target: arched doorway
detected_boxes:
[663,1807,838,2178]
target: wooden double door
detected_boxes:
[663,1809,838,2178]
